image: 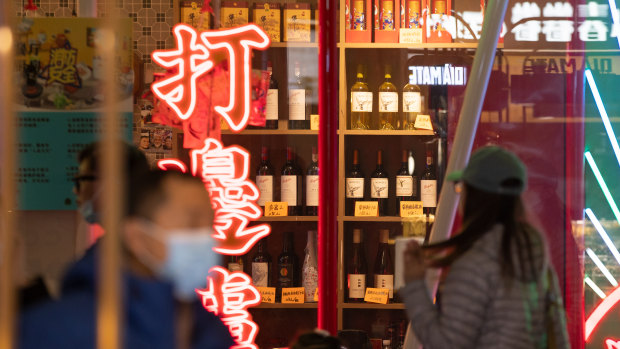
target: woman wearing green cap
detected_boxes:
[400,145,569,348]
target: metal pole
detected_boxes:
[318,0,339,335]
[404,0,508,346]
[0,2,17,348]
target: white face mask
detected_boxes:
[138,222,218,301]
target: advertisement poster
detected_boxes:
[14,18,133,210]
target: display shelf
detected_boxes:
[339,42,504,49]
[221,128,318,135]
[340,303,406,309]
[343,130,435,136]
[258,216,319,222]
[340,216,405,222]
[254,303,319,309]
[270,42,319,48]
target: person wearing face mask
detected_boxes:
[19,170,234,349]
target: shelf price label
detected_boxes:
[355,201,379,217]
[400,201,423,217]
[256,287,276,303]
[414,115,433,131]
[364,288,389,304]
[265,202,288,216]
[313,288,319,302]
[310,114,320,130]
[282,287,306,303]
[399,28,423,44]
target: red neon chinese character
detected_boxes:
[190,138,270,255]
[197,267,261,349]
[607,339,620,349]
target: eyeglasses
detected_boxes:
[72,175,97,190]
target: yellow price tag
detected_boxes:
[310,114,320,130]
[414,115,433,131]
[256,287,276,303]
[400,201,423,217]
[265,202,288,216]
[399,28,423,43]
[355,201,379,217]
[282,287,306,303]
[313,288,319,302]
[364,288,389,304]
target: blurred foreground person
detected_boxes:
[20,170,234,349]
[401,146,569,349]
[292,330,341,349]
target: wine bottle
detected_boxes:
[346,149,365,216]
[277,232,299,301]
[348,228,367,302]
[265,61,279,129]
[251,238,272,287]
[396,150,414,205]
[288,61,310,130]
[378,65,398,130]
[306,147,319,216]
[408,150,419,200]
[402,77,422,130]
[302,230,318,302]
[281,147,303,215]
[350,64,372,130]
[374,229,394,300]
[256,146,274,207]
[227,255,244,273]
[421,150,437,216]
[370,150,389,216]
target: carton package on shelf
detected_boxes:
[180,1,211,31]
[374,0,400,42]
[426,0,452,43]
[284,3,312,42]
[345,0,372,42]
[254,2,281,42]
[221,1,249,28]
[399,0,425,43]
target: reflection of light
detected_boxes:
[0,27,13,54]
[585,276,607,299]
[585,153,620,224]
[585,70,620,168]
[586,285,620,341]
[608,0,620,47]
[586,208,620,266]
[587,248,618,286]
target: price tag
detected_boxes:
[282,287,306,303]
[256,287,276,303]
[265,202,288,216]
[364,288,389,304]
[355,201,379,217]
[399,28,423,44]
[414,115,433,131]
[313,288,319,302]
[310,114,320,130]
[400,201,423,217]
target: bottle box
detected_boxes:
[426,0,452,43]
[374,0,400,43]
[399,0,425,43]
[180,1,211,31]
[284,3,312,42]
[254,2,281,42]
[345,0,372,42]
[221,1,249,29]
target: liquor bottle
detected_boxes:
[288,61,310,130]
[302,230,318,302]
[374,229,394,300]
[380,0,395,30]
[370,150,389,216]
[382,340,391,349]
[251,238,272,287]
[352,0,366,30]
[306,147,319,216]
[350,64,372,130]
[228,255,244,273]
[433,0,447,29]
[396,321,406,349]
[348,229,368,302]
[265,61,279,129]
[402,77,422,130]
[281,147,303,215]
[421,149,437,240]
[378,65,398,130]
[346,149,365,216]
[256,146,275,207]
[277,232,299,301]
[408,150,419,200]
[396,150,415,206]
[406,0,422,28]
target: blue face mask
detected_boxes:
[78,199,100,224]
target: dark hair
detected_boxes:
[423,184,542,281]
[292,332,341,349]
[78,141,150,175]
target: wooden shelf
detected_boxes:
[258,216,318,222]
[270,42,318,48]
[254,303,318,309]
[340,216,405,222]
[339,42,504,49]
[343,130,435,136]
[222,129,318,135]
[341,303,406,309]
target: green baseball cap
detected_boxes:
[446,146,527,195]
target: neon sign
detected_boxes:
[152,23,271,348]
[408,64,467,86]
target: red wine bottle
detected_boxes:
[346,149,365,216]
[256,146,274,207]
[306,147,319,216]
[281,147,303,215]
[421,150,437,216]
[373,229,394,301]
[396,150,414,206]
[288,62,310,130]
[251,238,272,287]
[277,232,299,301]
[265,61,279,129]
[348,228,368,302]
[370,150,389,216]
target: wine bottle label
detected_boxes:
[279,263,294,287]
[374,274,394,298]
[306,175,319,206]
[346,178,364,198]
[266,89,278,120]
[403,92,421,113]
[421,179,437,207]
[396,175,413,197]
[289,89,306,120]
[378,92,398,112]
[228,262,243,272]
[256,175,273,206]
[351,91,373,112]
[371,178,389,198]
[302,265,319,302]
[252,262,269,287]
[348,274,366,298]
[281,175,298,206]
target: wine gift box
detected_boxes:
[374,0,400,43]
[220,1,249,28]
[426,0,452,43]
[399,0,426,43]
[254,2,281,42]
[284,3,312,42]
[345,0,372,43]
[180,1,211,31]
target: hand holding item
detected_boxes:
[403,240,427,283]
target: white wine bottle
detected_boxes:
[378,65,398,130]
[402,76,422,130]
[350,64,372,130]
